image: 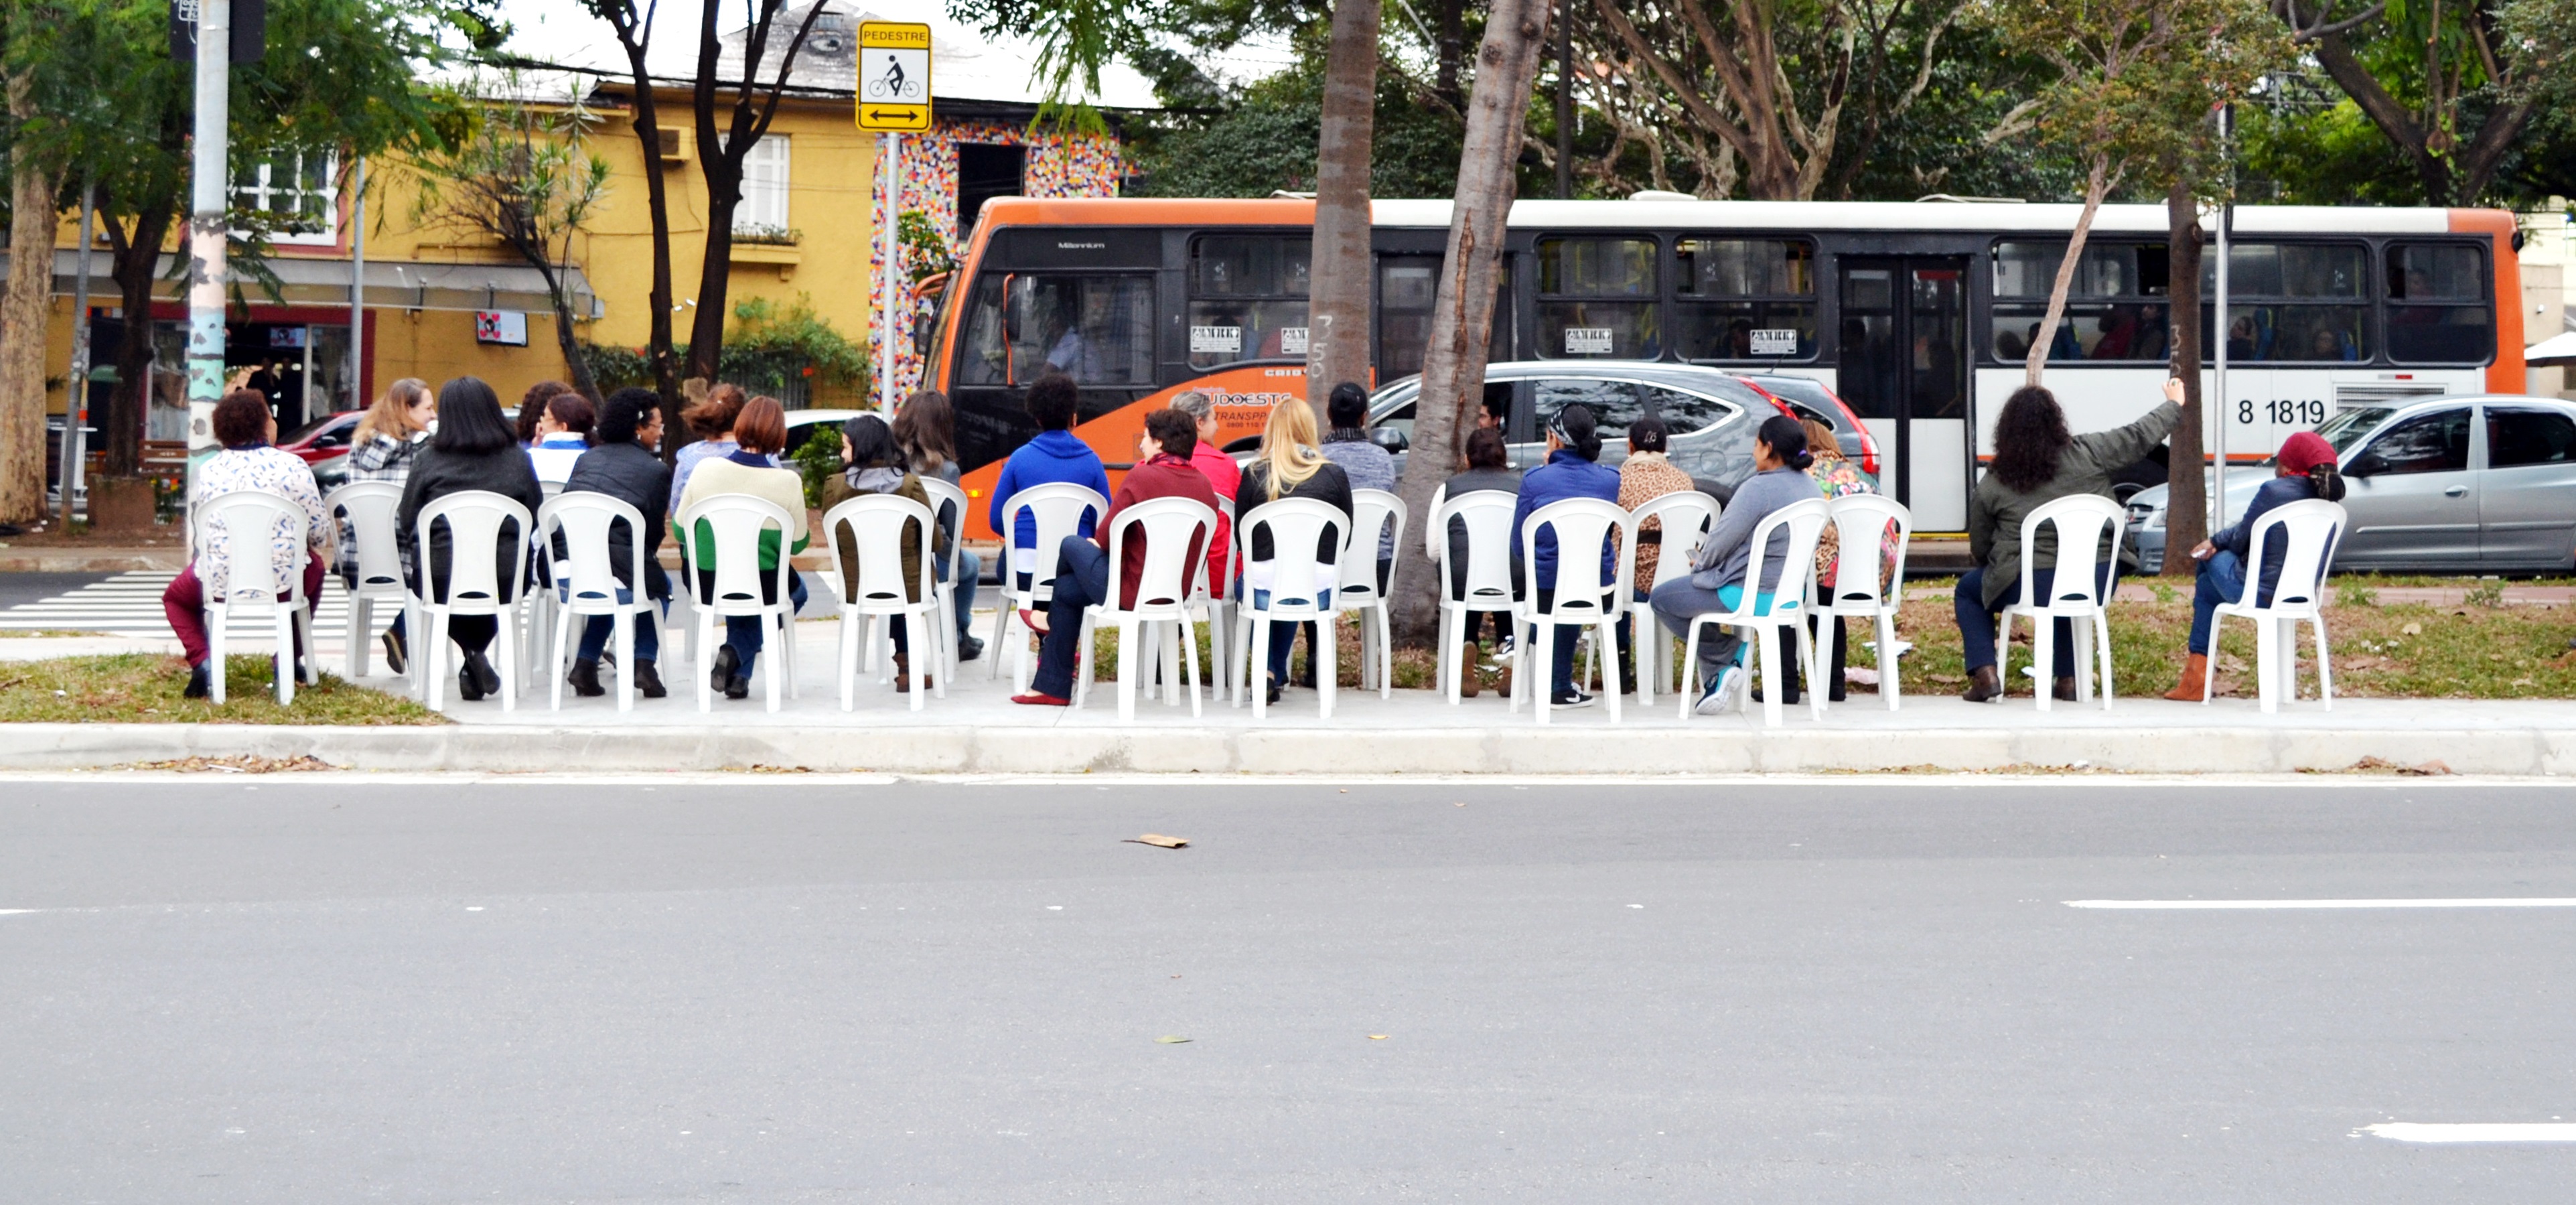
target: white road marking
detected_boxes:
[2360,1123,2576,1143]
[0,909,36,915]
[2067,898,2576,910]
[0,570,362,638]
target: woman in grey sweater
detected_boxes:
[1649,415,1820,714]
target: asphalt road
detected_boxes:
[3,776,2571,1203]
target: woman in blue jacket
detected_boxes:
[2163,430,2345,701]
[986,373,1112,591]
[1512,405,1624,709]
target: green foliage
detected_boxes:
[2335,577,2380,608]
[726,295,870,389]
[579,342,654,391]
[896,209,955,283]
[1129,65,1464,198]
[788,424,844,510]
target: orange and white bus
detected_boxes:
[923,196,2522,534]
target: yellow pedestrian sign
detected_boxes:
[857,22,931,131]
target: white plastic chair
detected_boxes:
[1341,488,1409,699]
[676,493,802,713]
[1814,494,1914,711]
[1072,496,1218,722]
[2202,498,2346,713]
[1999,493,2126,712]
[919,476,972,679]
[1509,497,1635,724]
[1196,493,1238,705]
[1625,490,1719,706]
[322,481,410,683]
[1429,489,1518,705]
[411,490,532,713]
[195,492,319,705]
[1234,497,1350,720]
[821,494,946,711]
[1674,496,1831,727]
[536,492,663,712]
[991,482,1108,691]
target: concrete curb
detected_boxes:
[0,721,2566,776]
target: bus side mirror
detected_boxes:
[1370,427,1409,454]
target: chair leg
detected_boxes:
[1676,622,1701,721]
[1758,625,1784,727]
[838,611,858,712]
[764,614,783,713]
[2256,614,2280,714]
[1532,622,1553,725]
[1877,610,1902,711]
[1439,608,1461,705]
[1796,616,1822,722]
[1248,616,1270,720]
[908,614,928,713]
[2094,610,2115,710]
[2030,615,2053,713]
[1600,621,1622,725]
[2200,613,2224,704]
[495,611,518,714]
[696,612,715,714]
[2312,616,2333,711]
[272,610,295,705]
[1182,617,1204,719]
[344,595,367,679]
[613,610,635,713]
[550,601,573,711]
[1316,613,1338,720]
[423,610,447,712]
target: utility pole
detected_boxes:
[2210,104,2232,526]
[350,157,366,407]
[182,0,232,538]
[879,133,900,413]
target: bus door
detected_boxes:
[1837,258,1969,530]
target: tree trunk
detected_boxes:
[538,263,602,403]
[626,70,681,414]
[1305,0,1380,417]
[2023,156,2114,386]
[687,157,741,384]
[0,76,62,524]
[1435,0,1463,105]
[2161,179,2206,575]
[1390,0,1553,646]
[102,211,172,479]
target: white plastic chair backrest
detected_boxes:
[1342,489,1407,597]
[323,481,405,593]
[2237,498,2346,612]
[678,493,795,612]
[196,491,307,604]
[918,477,969,573]
[540,479,565,499]
[2015,493,2127,611]
[1102,496,1216,614]
[537,492,648,610]
[1431,490,1517,606]
[1000,482,1108,584]
[415,490,532,612]
[1630,490,1719,567]
[1825,493,1912,610]
[1734,496,1833,614]
[1423,484,1448,557]
[1518,497,1632,619]
[1236,496,1349,617]
[821,493,938,609]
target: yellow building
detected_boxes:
[23,1,1141,465]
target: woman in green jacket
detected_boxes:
[1956,377,2183,702]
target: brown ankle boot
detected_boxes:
[2163,653,2211,701]
[1458,644,1481,697]
[1962,664,2003,703]
[894,650,912,693]
[2052,675,2080,701]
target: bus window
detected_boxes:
[1536,236,1658,359]
[1989,241,2170,363]
[2200,243,2372,363]
[1674,238,1814,362]
[1005,274,1156,384]
[2384,242,2492,364]
[956,274,1009,385]
[1377,258,1437,378]
[1190,234,1310,368]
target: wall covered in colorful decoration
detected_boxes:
[868,120,1123,400]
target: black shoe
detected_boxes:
[1549,687,1598,709]
[1265,675,1284,706]
[457,663,486,701]
[710,646,738,695]
[1962,664,2003,703]
[567,659,605,698]
[380,629,407,675]
[956,634,985,662]
[183,662,211,699]
[634,659,666,699]
[463,649,502,697]
[2052,675,2080,701]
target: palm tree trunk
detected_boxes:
[1390,0,1553,644]
[1305,0,1380,417]
[0,74,62,523]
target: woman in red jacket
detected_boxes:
[1011,408,1219,705]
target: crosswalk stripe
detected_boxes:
[0,569,368,640]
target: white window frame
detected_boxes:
[233,149,340,247]
[735,136,792,234]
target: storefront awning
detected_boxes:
[10,249,601,318]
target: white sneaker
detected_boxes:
[1695,666,1743,715]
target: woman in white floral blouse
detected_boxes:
[161,389,328,699]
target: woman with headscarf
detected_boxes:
[1957,378,2183,703]
[822,412,946,690]
[2163,430,2346,701]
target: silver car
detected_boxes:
[2128,393,2576,571]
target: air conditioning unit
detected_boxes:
[651,126,689,165]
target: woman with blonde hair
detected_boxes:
[341,377,435,672]
[1234,399,1352,705]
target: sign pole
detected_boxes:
[349,156,366,408]
[2211,104,2232,526]
[880,132,900,413]
[60,173,95,531]
[855,19,932,415]
[184,0,233,547]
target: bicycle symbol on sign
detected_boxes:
[867,54,925,100]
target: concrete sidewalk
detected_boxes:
[0,619,2569,776]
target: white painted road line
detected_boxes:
[2360,1123,2576,1143]
[2066,898,2576,910]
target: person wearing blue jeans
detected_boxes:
[1649,415,1821,715]
[1954,561,2119,685]
[2164,429,2342,701]
[1511,405,1623,708]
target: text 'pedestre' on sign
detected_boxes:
[857,22,931,131]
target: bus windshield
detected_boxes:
[956,273,1156,386]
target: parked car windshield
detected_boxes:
[2315,405,2394,453]
[279,412,353,446]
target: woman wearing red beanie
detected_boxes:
[2165,430,2346,701]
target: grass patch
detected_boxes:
[0,654,445,725]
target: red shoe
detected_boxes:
[1011,690,1070,706]
[1019,607,1050,635]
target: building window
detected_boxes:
[1675,237,1814,361]
[233,149,338,246]
[1990,240,2171,362]
[737,136,792,236]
